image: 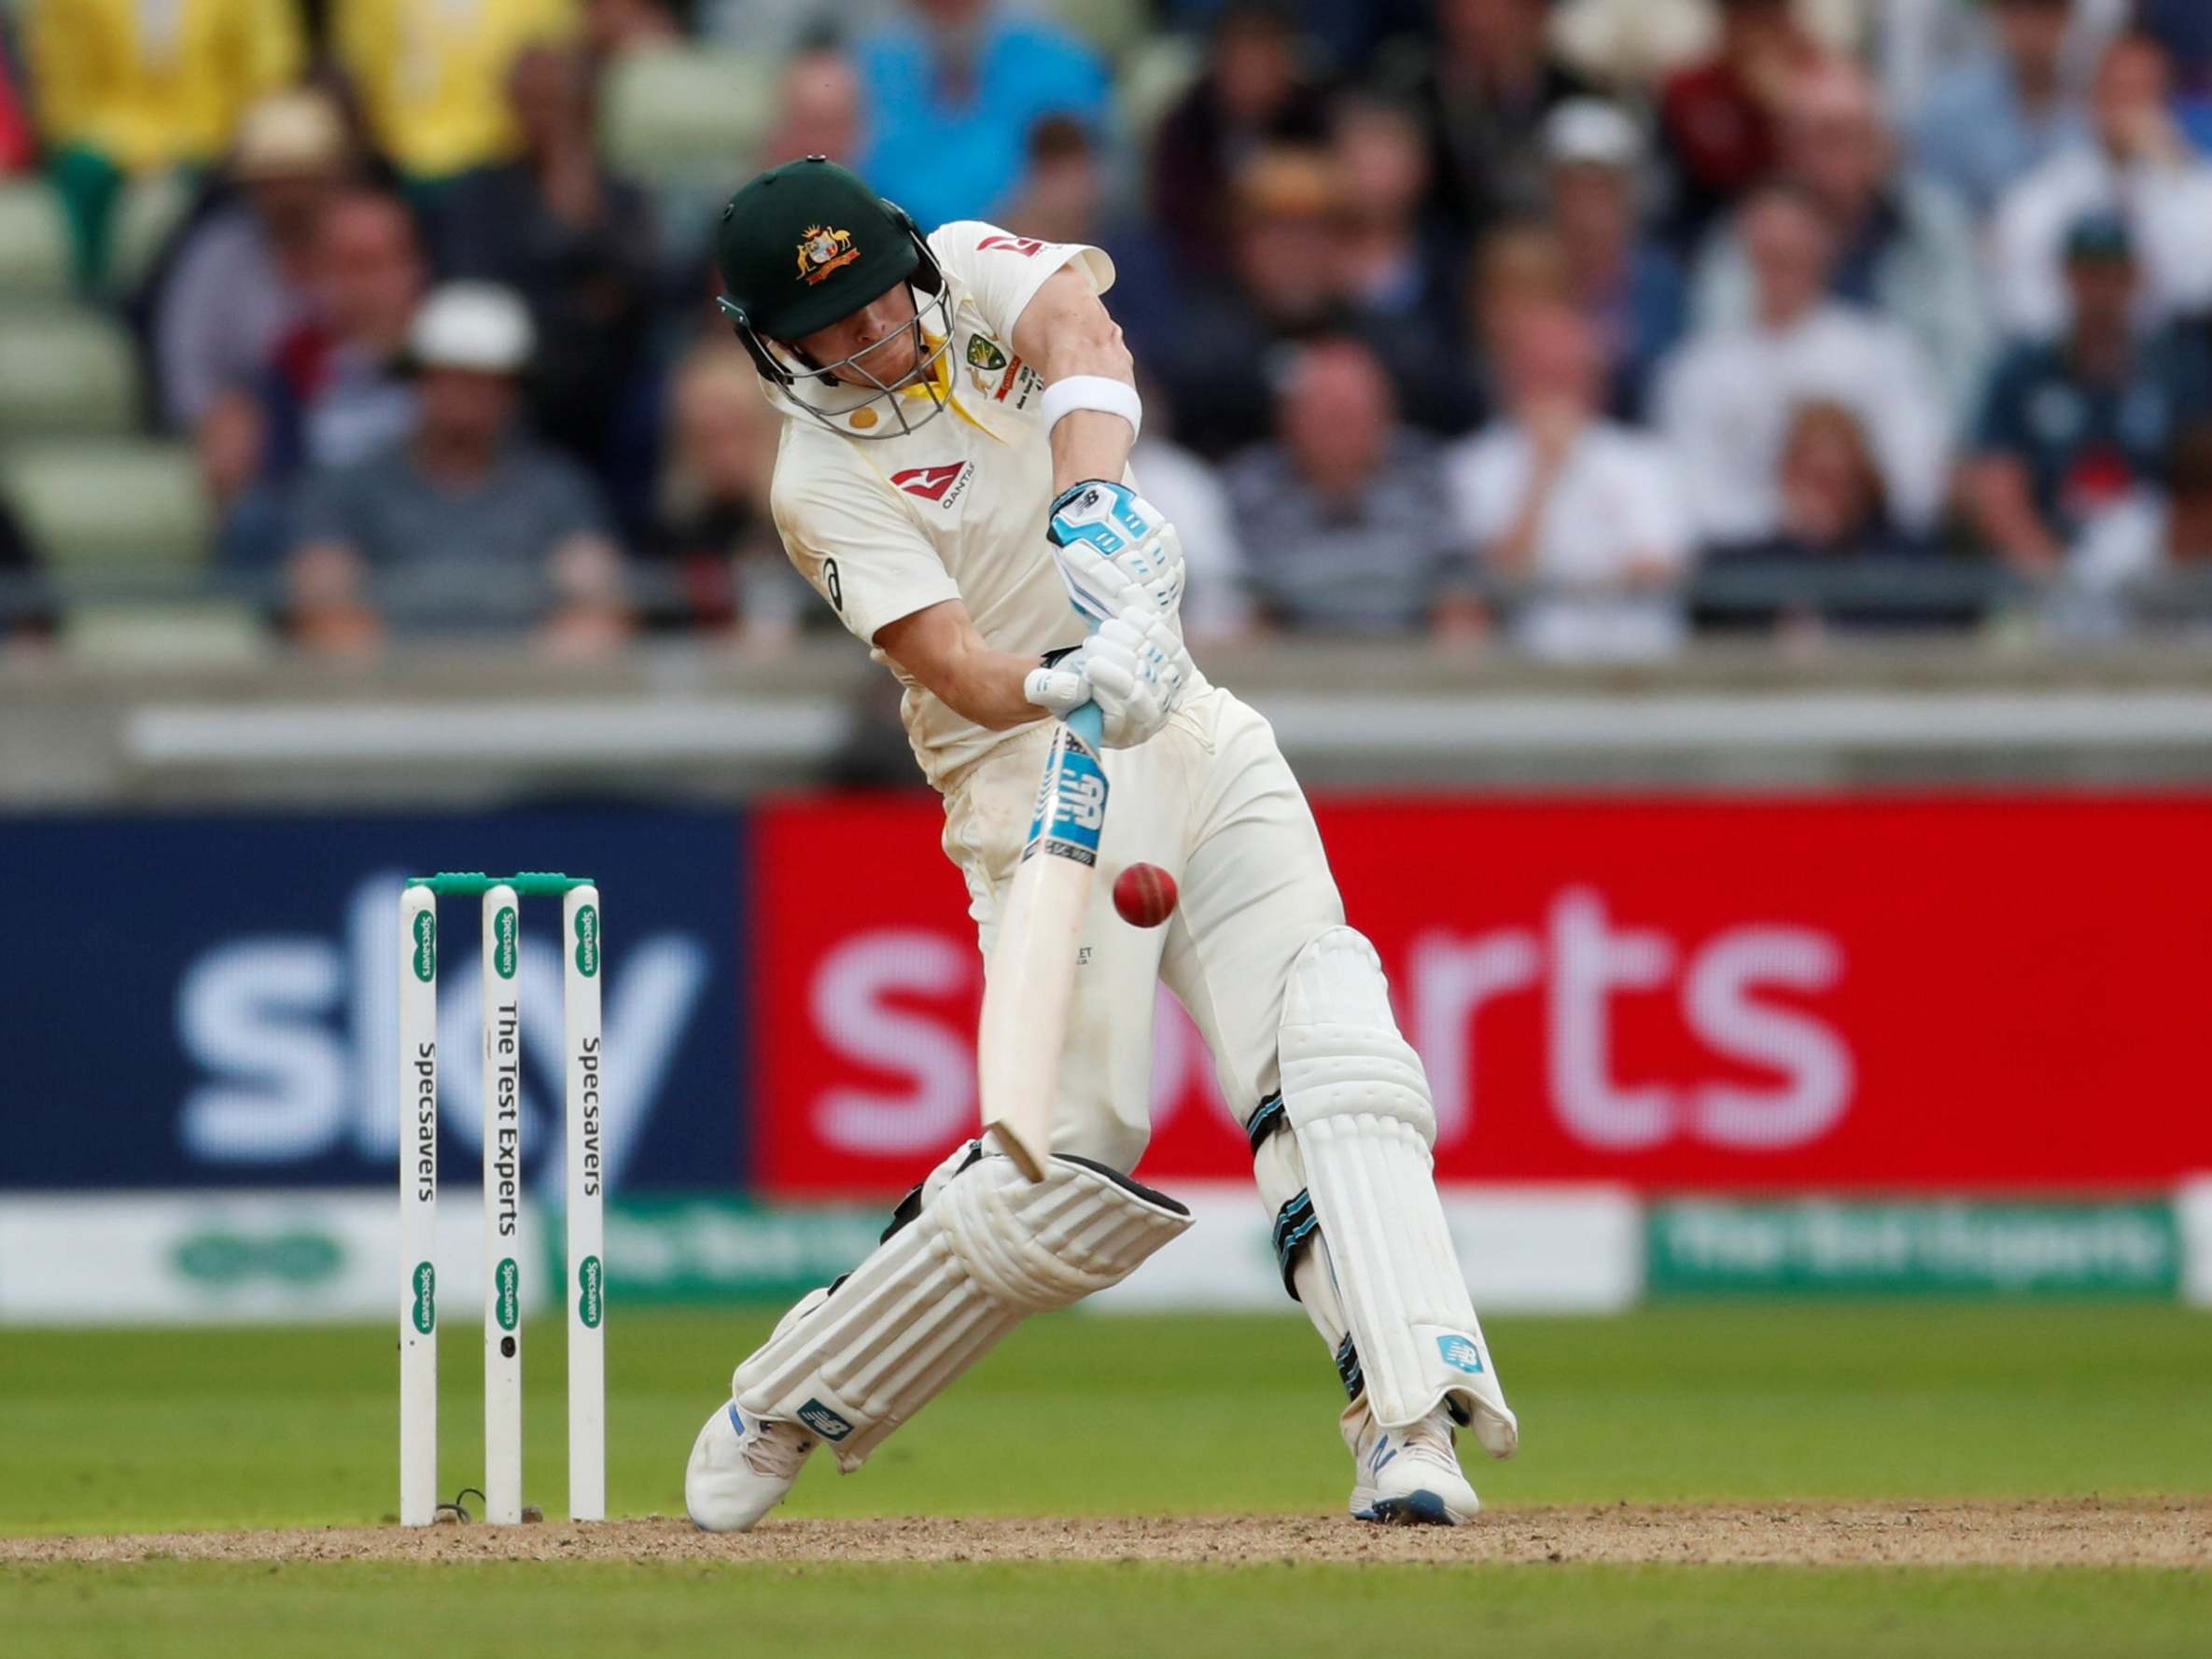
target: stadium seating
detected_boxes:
[108,172,196,297]
[0,180,71,302]
[598,46,774,197]
[0,308,141,437]
[1115,35,1200,165]
[0,439,210,571]
[63,600,268,665]
[1049,0,1151,60]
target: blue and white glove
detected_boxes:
[1046,480,1184,623]
[1022,604,1192,748]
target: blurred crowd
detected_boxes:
[4,0,2212,660]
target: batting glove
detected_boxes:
[1022,647,1090,718]
[1081,604,1191,748]
[1046,480,1184,623]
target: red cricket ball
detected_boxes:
[1113,862,1179,928]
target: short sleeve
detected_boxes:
[930,220,1116,343]
[772,467,962,645]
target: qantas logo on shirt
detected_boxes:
[976,233,1044,257]
[890,462,973,508]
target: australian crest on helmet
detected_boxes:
[796,224,859,286]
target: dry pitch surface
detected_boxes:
[7,1499,2206,1570]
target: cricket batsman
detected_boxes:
[684,158,1518,1529]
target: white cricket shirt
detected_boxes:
[767,220,1198,790]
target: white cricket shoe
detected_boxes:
[685,1401,816,1532]
[1344,1401,1481,1526]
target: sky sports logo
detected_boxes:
[171,873,710,1192]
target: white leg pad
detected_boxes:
[734,1151,1191,1471]
[1281,927,1519,1456]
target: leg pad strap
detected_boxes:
[1270,1189,1320,1299]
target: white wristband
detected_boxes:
[1040,374,1141,441]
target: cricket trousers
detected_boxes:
[941,685,1345,1171]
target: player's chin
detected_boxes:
[841,360,917,397]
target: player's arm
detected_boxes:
[1012,265,1138,496]
[1010,268,1183,623]
[875,594,1187,750]
[873,599,1052,732]
[778,476,1109,732]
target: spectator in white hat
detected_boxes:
[283,283,630,655]
[1541,98,1687,420]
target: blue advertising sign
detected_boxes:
[0,811,744,1192]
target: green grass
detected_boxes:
[4,1304,2208,1656]
[5,1561,2212,1659]
[4,1303,2207,1532]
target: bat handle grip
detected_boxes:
[1060,591,1104,748]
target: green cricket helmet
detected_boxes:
[714,156,954,438]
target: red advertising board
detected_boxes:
[752,794,2212,1197]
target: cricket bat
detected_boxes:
[977,699,1108,1180]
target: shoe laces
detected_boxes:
[741,1415,816,1480]
[1395,1409,1462,1476]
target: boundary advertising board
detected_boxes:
[754,794,2212,1197]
